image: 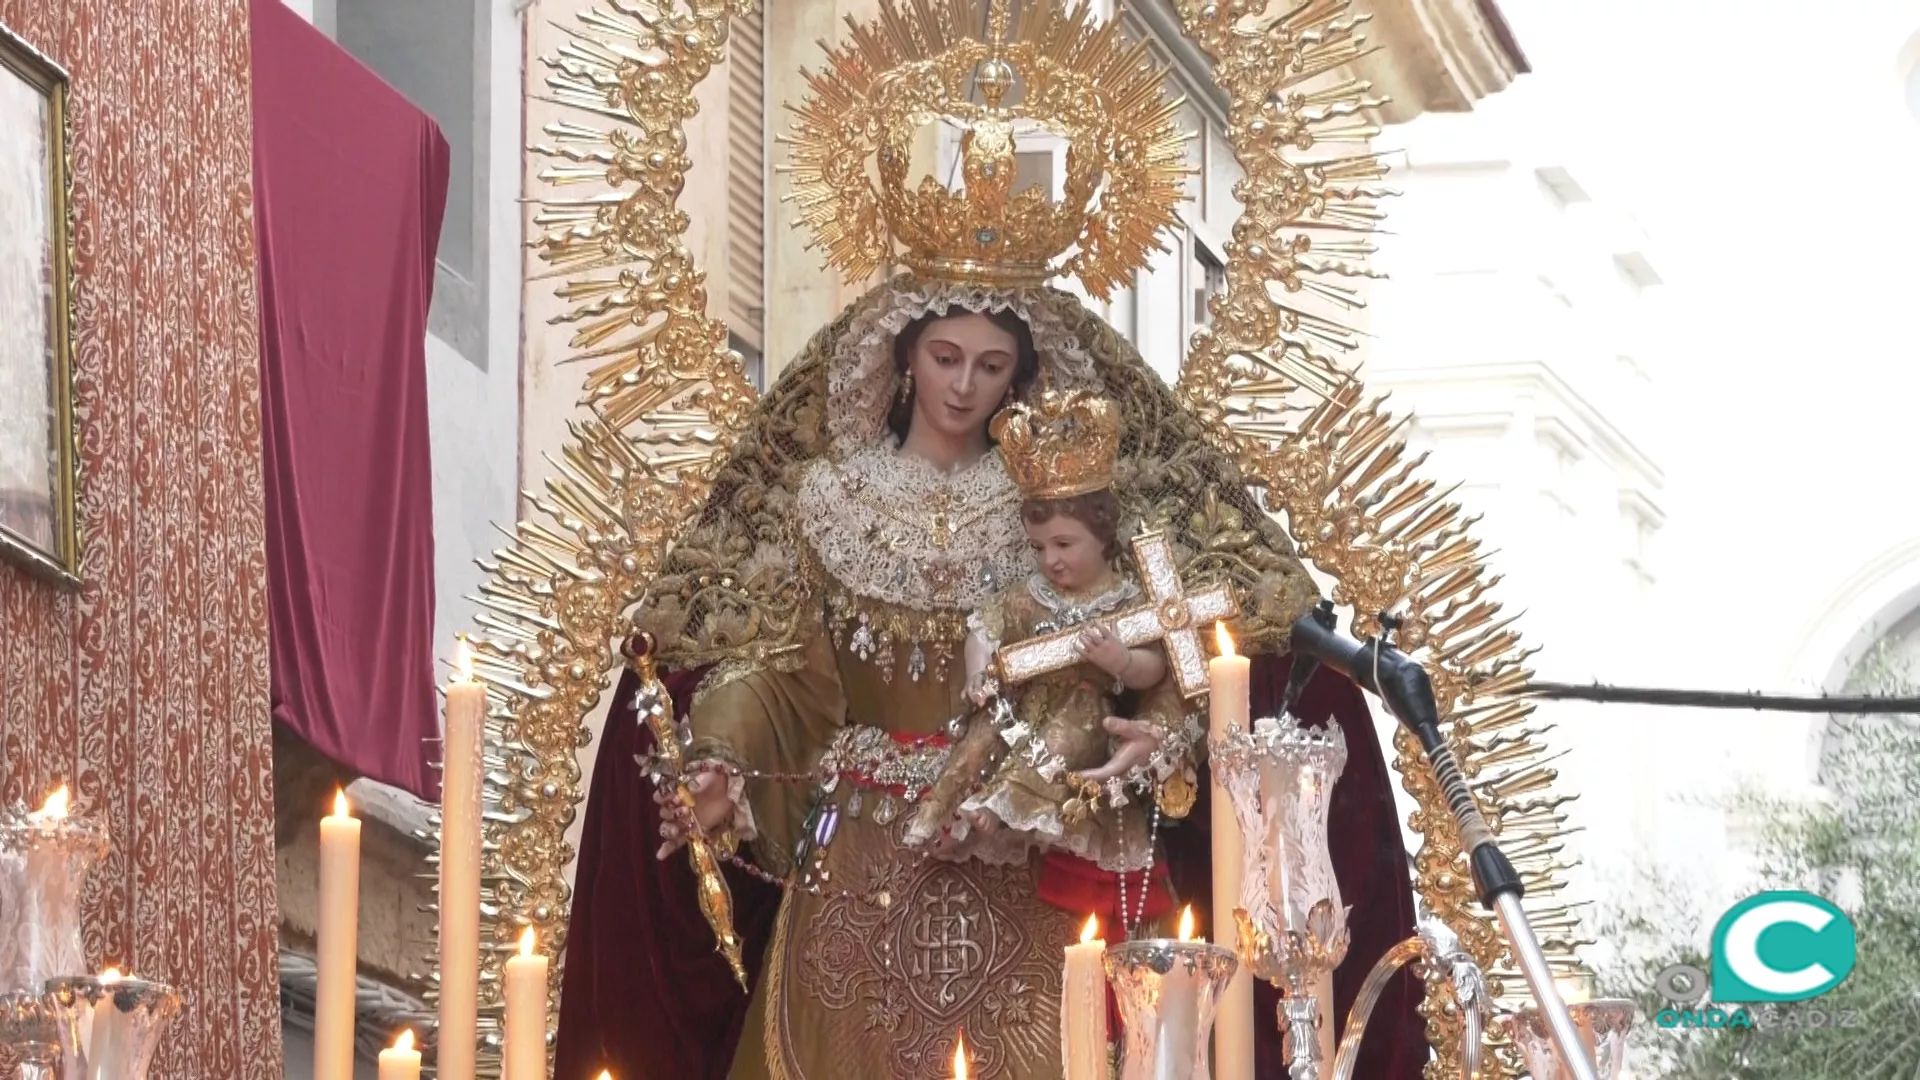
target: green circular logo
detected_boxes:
[1710,891,1856,1004]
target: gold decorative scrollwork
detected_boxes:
[1167,2,1585,1076]
[428,0,761,1070]
[442,1,1587,1077]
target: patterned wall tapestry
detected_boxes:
[0,0,280,1076]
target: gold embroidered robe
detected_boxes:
[688,448,1090,1080]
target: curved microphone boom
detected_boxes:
[1287,600,1600,1080]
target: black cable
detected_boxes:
[1523,682,1920,714]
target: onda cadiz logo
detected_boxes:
[1655,890,1858,1029]
[1712,892,1856,1002]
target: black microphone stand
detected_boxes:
[1289,601,1599,1080]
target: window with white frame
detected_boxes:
[331,0,491,368]
[1902,29,1920,124]
[1191,233,1226,331]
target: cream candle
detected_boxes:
[503,927,549,1080]
[439,638,485,1080]
[1207,625,1254,1080]
[1153,908,1204,1075]
[90,967,127,1075]
[314,790,361,1080]
[379,1030,421,1080]
[1062,915,1108,1080]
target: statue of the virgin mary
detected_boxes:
[552,5,1426,1078]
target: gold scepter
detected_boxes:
[623,633,749,992]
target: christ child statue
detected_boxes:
[906,392,1186,868]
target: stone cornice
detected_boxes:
[1125,0,1527,127]
[1352,0,1528,123]
[1366,359,1665,491]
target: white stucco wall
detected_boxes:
[421,0,524,665]
[1363,0,1920,929]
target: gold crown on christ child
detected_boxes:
[783,0,1192,300]
[992,390,1120,501]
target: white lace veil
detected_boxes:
[825,279,1104,456]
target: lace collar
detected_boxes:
[797,443,1029,615]
[1027,571,1141,633]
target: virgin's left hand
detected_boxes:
[1072,716,1163,784]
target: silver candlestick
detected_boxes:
[0,792,109,997]
[0,992,60,1080]
[1103,936,1238,1080]
[1330,917,1489,1080]
[44,975,182,1080]
[1505,997,1635,1080]
[1211,717,1350,1080]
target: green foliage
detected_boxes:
[1591,644,1920,1078]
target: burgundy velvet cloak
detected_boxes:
[554,654,1426,1079]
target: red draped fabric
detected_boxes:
[250,0,448,799]
[555,654,1425,1079]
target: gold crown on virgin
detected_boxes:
[783,0,1192,300]
[991,390,1120,501]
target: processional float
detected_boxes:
[434,0,1636,1076]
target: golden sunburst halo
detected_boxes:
[782,0,1191,299]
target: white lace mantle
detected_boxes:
[797,444,1029,614]
[826,279,1102,457]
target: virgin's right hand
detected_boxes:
[654,768,735,860]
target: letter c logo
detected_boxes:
[1711,891,1855,1003]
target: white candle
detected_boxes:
[1062,915,1108,1080]
[439,639,485,1080]
[85,968,129,1075]
[23,786,91,983]
[379,1029,422,1080]
[1207,625,1254,1080]
[314,791,361,1080]
[1152,907,1204,1076]
[504,927,549,1080]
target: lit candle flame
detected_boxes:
[39,785,70,819]
[595,1072,613,1080]
[392,1030,415,1053]
[100,968,123,984]
[331,789,350,818]
[1177,905,1196,942]
[455,636,474,684]
[520,926,537,957]
[1214,622,1236,658]
[1080,914,1100,945]
[952,1031,969,1080]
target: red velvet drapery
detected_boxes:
[251,0,448,799]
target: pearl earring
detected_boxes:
[898,369,914,404]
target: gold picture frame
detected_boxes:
[0,21,79,587]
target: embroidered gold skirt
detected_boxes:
[734,770,1077,1080]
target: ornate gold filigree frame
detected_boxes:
[0,22,81,588]
[444,2,1585,1077]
